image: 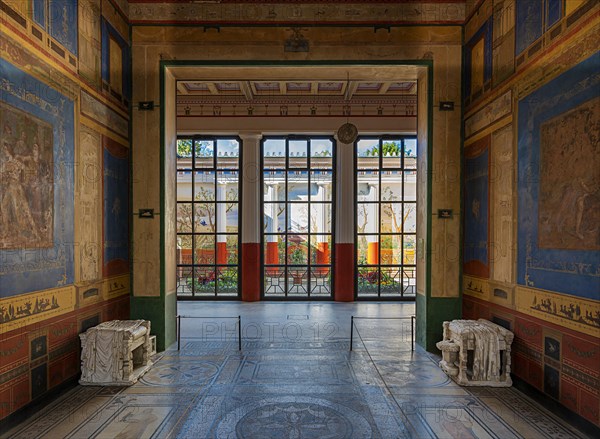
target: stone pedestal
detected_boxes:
[79,320,153,386]
[436,319,514,387]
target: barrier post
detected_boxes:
[177,315,181,351]
[238,315,242,351]
[411,315,414,352]
[350,316,354,351]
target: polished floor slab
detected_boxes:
[2,302,592,439]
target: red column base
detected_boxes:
[316,241,329,275]
[334,243,354,302]
[241,243,261,301]
[216,241,228,265]
[367,241,379,265]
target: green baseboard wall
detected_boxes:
[130,294,177,352]
[416,294,461,352]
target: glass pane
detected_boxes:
[404,138,417,169]
[287,236,308,265]
[310,203,332,234]
[381,171,402,201]
[380,266,402,295]
[310,266,331,297]
[404,171,417,202]
[357,267,379,295]
[310,139,332,169]
[380,234,402,265]
[403,235,417,265]
[177,236,192,265]
[218,171,239,199]
[264,235,286,265]
[357,139,379,170]
[287,203,309,233]
[177,203,193,233]
[177,139,193,158]
[225,203,238,233]
[264,203,286,234]
[357,171,378,202]
[264,267,285,296]
[177,139,193,169]
[217,267,238,296]
[216,177,237,201]
[216,236,228,264]
[289,140,308,168]
[195,235,215,264]
[195,204,215,232]
[176,266,193,296]
[381,203,403,233]
[287,171,309,200]
[310,171,333,201]
[357,203,379,235]
[263,139,286,169]
[194,267,215,296]
[226,235,239,265]
[381,140,402,168]
[287,267,309,295]
[264,172,286,202]
[310,139,332,157]
[216,139,239,169]
[403,267,417,296]
[177,171,193,200]
[310,235,331,265]
[404,203,417,233]
[194,140,214,168]
[357,235,369,265]
[194,171,215,201]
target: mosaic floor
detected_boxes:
[2,302,592,439]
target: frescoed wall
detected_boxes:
[0,59,75,297]
[463,0,600,427]
[463,136,489,279]
[0,0,130,422]
[103,137,130,277]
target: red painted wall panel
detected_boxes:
[562,334,600,373]
[0,294,130,421]
[464,295,600,426]
[0,333,28,374]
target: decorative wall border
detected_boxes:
[516,286,600,338]
[0,287,77,335]
[128,2,466,25]
[464,89,511,139]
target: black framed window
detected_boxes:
[176,137,241,299]
[261,136,335,299]
[355,136,417,299]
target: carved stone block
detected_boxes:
[79,320,153,386]
[436,319,514,386]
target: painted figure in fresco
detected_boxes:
[0,136,40,245]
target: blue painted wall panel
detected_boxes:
[515,0,543,55]
[517,51,600,300]
[0,59,75,297]
[49,0,78,55]
[32,0,46,29]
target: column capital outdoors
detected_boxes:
[238,132,263,141]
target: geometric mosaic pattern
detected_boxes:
[3,303,591,439]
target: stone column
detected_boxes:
[334,136,355,301]
[240,132,262,301]
[216,182,228,265]
[366,184,379,265]
[264,183,279,266]
[314,183,330,273]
